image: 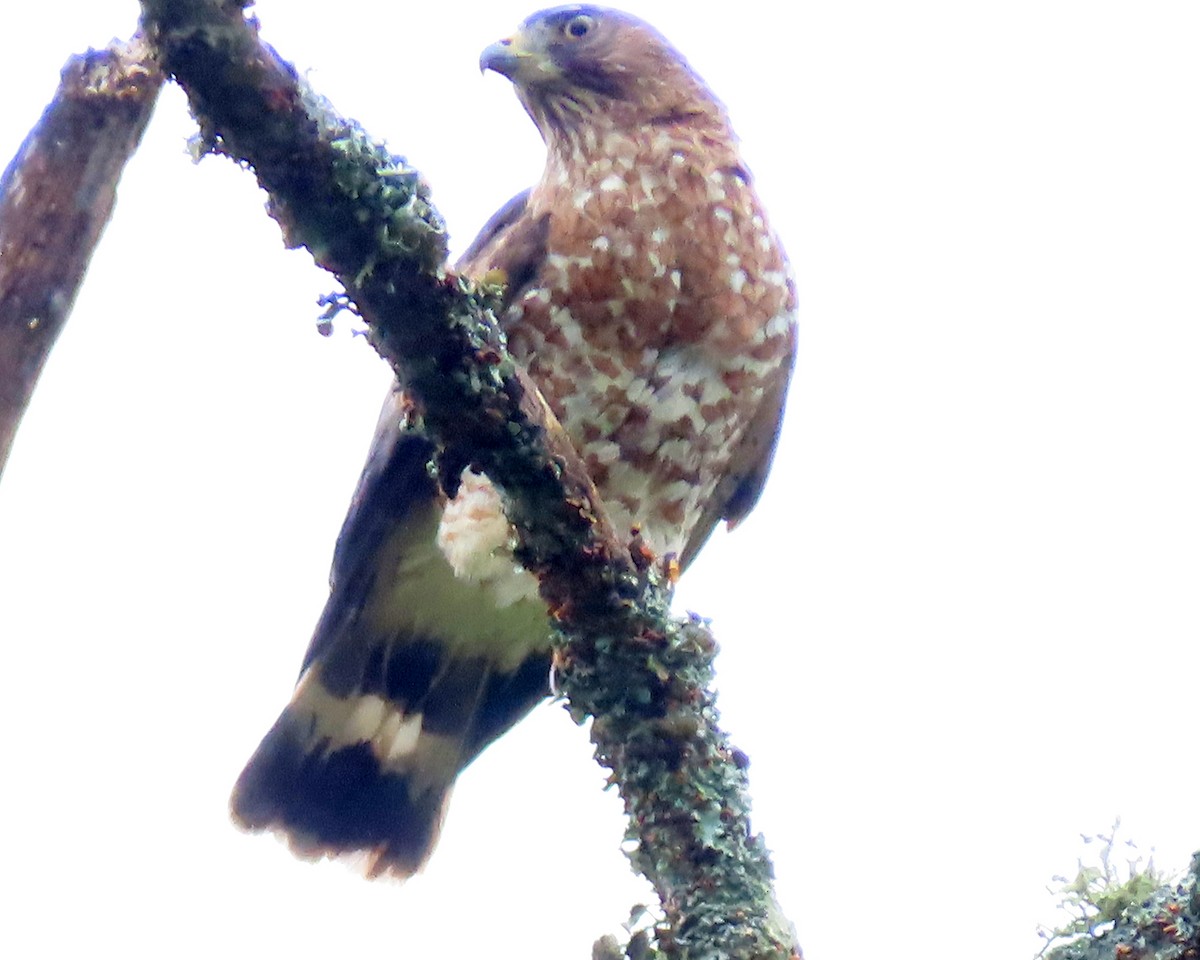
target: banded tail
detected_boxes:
[231,411,552,878]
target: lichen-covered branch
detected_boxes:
[0,36,162,478]
[138,3,797,958]
[1045,853,1199,960]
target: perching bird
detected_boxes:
[231,4,797,878]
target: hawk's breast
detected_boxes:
[503,126,795,557]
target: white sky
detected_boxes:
[2,2,1198,958]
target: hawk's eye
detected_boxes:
[563,14,594,39]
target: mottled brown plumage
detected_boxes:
[231,4,796,879]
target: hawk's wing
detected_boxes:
[456,187,550,297]
[302,187,547,674]
[231,190,555,879]
[305,187,555,750]
[678,319,796,570]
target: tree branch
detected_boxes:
[138,3,797,957]
[0,36,162,478]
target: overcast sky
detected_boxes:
[2,2,1198,959]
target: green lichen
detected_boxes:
[557,585,794,960]
[1040,824,1199,960]
[322,121,446,279]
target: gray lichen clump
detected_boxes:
[323,122,447,280]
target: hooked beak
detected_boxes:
[480,30,561,84]
[479,38,525,78]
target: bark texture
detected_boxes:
[0,36,162,476]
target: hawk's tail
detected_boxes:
[231,667,455,879]
[230,639,551,879]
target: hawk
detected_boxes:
[231,4,797,878]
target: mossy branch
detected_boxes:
[137,2,797,958]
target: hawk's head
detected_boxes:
[480,5,727,142]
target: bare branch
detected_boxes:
[0,36,162,477]
[139,2,798,957]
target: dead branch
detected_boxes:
[0,36,162,477]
